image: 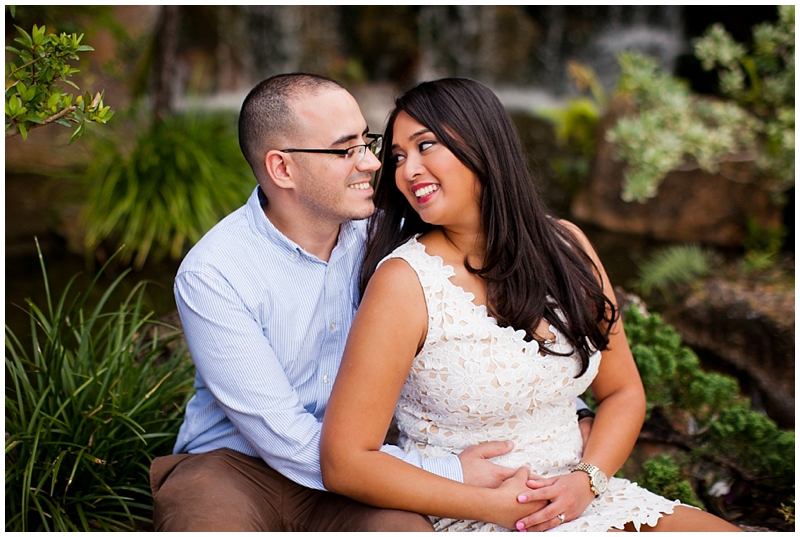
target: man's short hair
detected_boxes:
[238,73,345,179]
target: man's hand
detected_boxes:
[458,441,517,488]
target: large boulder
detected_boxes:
[571,98,783,246]
[663,277,795,427]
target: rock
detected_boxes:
[662,278,795,427]
[571,98,783,246]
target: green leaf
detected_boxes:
[15,81,27,100]
[68,122,84,144]
[18,121,27,140]
[8,94,21,114]
[15,25,33,48]
[47,92,61,111]
[32,25,45,46]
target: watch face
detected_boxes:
[593,470,608,493]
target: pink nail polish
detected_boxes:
[517,494,527,502]
[516,522,524,530]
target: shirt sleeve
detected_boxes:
[175,269,464,490]
[576,397,589,412]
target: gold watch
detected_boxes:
[572,462,608,497]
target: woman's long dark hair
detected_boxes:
[360,78,616,376]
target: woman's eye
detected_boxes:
[419,141,436,152]
[391,153,406,164]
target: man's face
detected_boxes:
[288,89,380,225]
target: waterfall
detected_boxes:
[180,6,689,112]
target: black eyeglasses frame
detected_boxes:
[279,133,383,160]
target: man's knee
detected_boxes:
[151,450,279,531]
[361,509,435,532]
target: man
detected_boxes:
[150,73,591,531]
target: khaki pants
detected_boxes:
[150,448,434,532]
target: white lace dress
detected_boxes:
[381,237,682,532]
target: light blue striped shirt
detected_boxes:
[173,186,463,490]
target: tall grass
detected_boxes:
[82,112,254,268]
[5,241,195,531]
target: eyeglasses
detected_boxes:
[280,134,383,162]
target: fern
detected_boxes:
[636,244,713,299]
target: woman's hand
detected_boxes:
[482,466,549,530]
[513,472,595,531]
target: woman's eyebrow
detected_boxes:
[391,128,432,150]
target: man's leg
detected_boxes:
[151,448,433,532]
[151,448,281,531]
[280,474,434,532]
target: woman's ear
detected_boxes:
[264,150,295,190]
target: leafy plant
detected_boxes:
[538,61,605,202]
[623,304,795,524]
[739,218,786,274]
[5,241,195,531]
[5,24,113,142]
[82,112,254,268]
[637,454,704,508]
[693,5,795,195]
[635,244,715,299]
[607,6,794,202]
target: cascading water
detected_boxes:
[203,6,689,112]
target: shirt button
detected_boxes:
[291,252,298,260]
[323,375,331,383]
[329,322,336,330]
[327,267,331,274]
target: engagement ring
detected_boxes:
[557,514,565,523]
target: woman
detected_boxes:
[320,78,740,532]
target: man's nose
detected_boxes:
[356,146,381,172]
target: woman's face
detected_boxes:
[390,111,481,231]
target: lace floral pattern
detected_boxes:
[381,237,680,532]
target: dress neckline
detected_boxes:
[407,235,557,350]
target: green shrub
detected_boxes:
[607,6,794,203]
[638,454,704,508]
[623,304,794,519]
[82,112,254,268]
[5,242,195,531]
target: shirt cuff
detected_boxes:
[576,397,588,412]
[420,454,464,483]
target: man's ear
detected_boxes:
[264,150,295,190]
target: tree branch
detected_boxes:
[5,105,77,138]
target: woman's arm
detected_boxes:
[515,221,646,530]
[320,258,545,529]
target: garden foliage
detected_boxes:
[623,305,794,521]
[5,24,113,141]
[635,244,715,300]
[5,243,196,531]
[607,6,794,203]
[82,112,254,268]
